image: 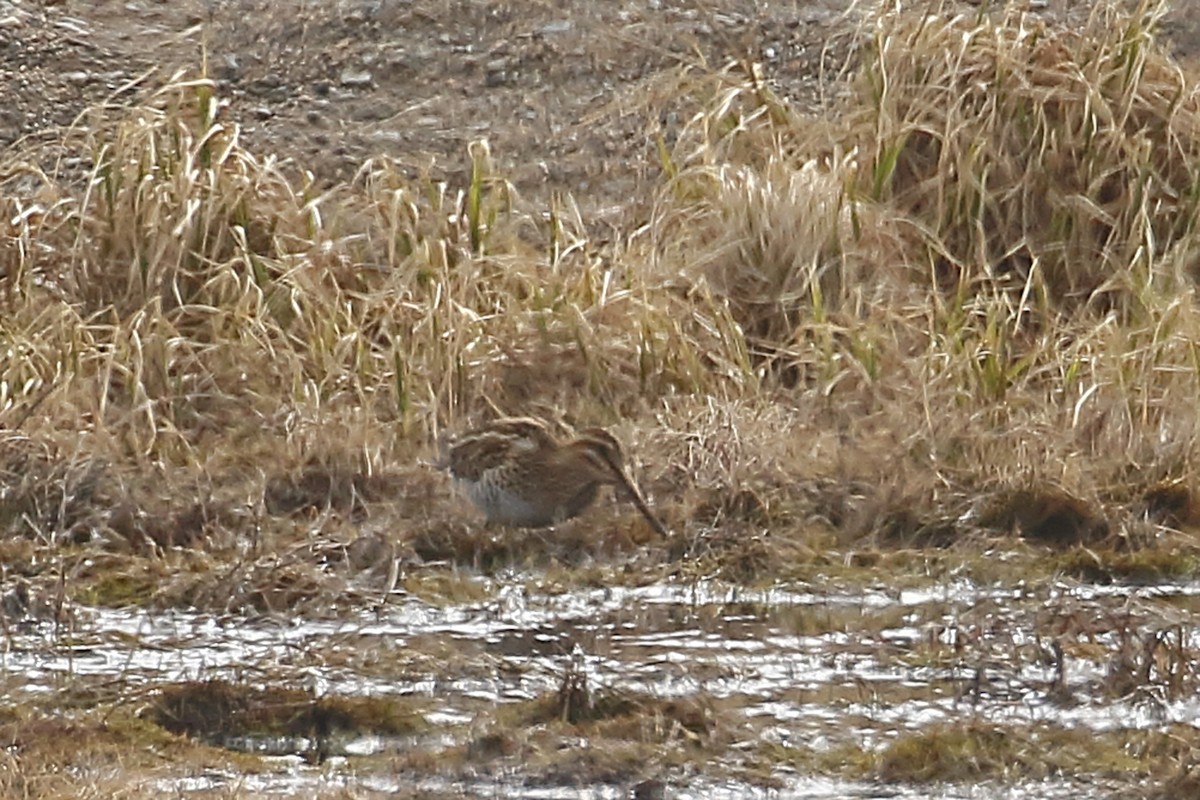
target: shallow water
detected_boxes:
[1,575,1194,797]
[168,770,1116,799]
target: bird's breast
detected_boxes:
[459,472,552,528]
[458,470,603,528]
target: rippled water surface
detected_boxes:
[3,575,1194,797]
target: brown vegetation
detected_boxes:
[4,0,1200,795]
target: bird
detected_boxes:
[437,416,668,535]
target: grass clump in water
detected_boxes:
[1056,546,1200,583]
[873,722,1141,783]
[151,679,426,751]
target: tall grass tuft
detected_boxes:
[854,0,1200,314]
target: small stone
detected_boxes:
[215,54,240,81]
[633,778,667,800]
[339,69,373,88]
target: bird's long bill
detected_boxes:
[607,465,669,537]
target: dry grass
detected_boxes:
[3,1,1200,605]
[407,664,730,788]
[0,1,1197,603]
[643,0,1200,560]
[5,0,1200,793]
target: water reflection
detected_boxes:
[1,576,1195,796]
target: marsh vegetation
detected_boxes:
[4,0,1200,796]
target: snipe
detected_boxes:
[438,417,668,535]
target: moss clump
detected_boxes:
[1055,547,1200,584]
[876,723,1021,782]
[501,680,712,739]
[74,569,159,608]
[150,680,425,743]
[977,487,1109,548]
[0,702,252,799]
[401,569,494,605]
[875,722,1140,783]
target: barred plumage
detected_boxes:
[438,417,667,534]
